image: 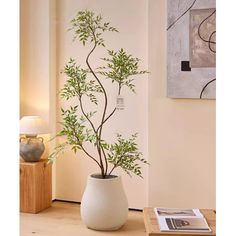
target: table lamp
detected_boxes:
[20,116,48,162]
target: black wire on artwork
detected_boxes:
[198,10,216,99]
[197,10,216,53]
[208,31,216,53]
[200,78,216,99]
[167,0,197,30]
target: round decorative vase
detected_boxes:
[20,136,45,162]
[81,174,128,231]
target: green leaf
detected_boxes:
[69,10,118,47]
[97,49,148,92]
[107,134,149,178]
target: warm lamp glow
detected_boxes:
[20,116,48,136]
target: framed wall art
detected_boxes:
[167,0,216,99]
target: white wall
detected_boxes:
[55,0,149,209]
[148,0,216,208]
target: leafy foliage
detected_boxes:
[70,10,118,46]
[48,142,69,163]
[98,49,148,93]
[107,134,148,177]
[48,10,149,178]
[61,58,103,104]
[59,106,97,146]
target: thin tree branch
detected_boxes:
[108,164,117,176]
[96,108,116,133]
[101,146,108,175]
[85,26,108,177]
[86,27,108,132]
[72,127,101,168]
[96,84,121,133]
[80,145,102,168]
[78,95,97,134]
[96,84,122,175]
[108,154,125,176]
[78,95,105,175]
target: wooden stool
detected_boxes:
[20,159,52,213]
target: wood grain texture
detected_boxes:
[20,159,52,213]
[143,208,216,236]
[20,201,146,236]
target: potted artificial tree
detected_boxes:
[49,10,148,231]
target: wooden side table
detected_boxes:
[143,208,216,236]
[20,159,52,213]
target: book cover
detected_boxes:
[154,207,211,232]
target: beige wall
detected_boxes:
[148,0,216,208]
[20,0,57,199]
[20,0,51,121]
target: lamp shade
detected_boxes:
[20,116,48,135]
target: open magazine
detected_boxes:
[154,208,211,232]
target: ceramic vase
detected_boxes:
[81,174,128,231]
[20,136,45,162]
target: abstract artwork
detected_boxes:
[189,9,216,68]
[167,0,216,99]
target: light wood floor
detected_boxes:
[20,201,146,236]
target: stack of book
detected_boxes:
[154,208,211,233]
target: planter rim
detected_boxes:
[89,173,120,181]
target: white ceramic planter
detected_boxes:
[81,174,128,231]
